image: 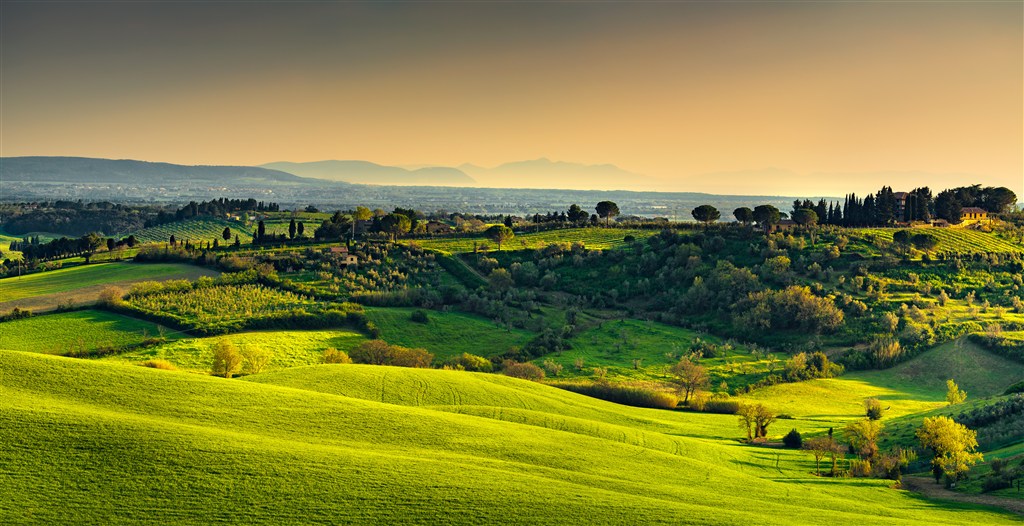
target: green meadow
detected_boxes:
[1,351,1016,525]
[365,306,534,359]
[0,310,176,355]
[0,262,218,303]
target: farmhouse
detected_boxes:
[425,221,453,234]
[960,207,988,221]
[769,220,797,232]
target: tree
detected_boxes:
[917,416,984,486]
[791,208,818,227]
[753,404,776,438]
[211,340,243,378]
[844,419,882,458]
[691,205,720,227]
[738,404,756,441]
[892,230,912,254]
[222,227,231,242]
[865,398,884,420]
[380,213,411,241]
[911,233,938,252]
[241,346,272,374]
[804,436,842,476]
[297,221,305,237]
[323,348,353,364]
[257,220,266,242]
[783,429,803,448]
[567,204,588,223]
[485,224,514,250]
[752,205,781,233]
[946,379,967,405]
[106,238,115,251]
[289,218,297,239]
[733,207,754,225]
[671,358,709,404]
[169,234,176,245]
[595,201,620,225]
[234,234,240,247]
[354,206,373,221]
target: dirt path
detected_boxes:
[902,475,1024,516]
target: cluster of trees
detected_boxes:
[348,339,434,368]
[150,198,280,227]
[8,233,110,261]
[211,339,272,378]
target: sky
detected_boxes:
[2,1,1021,197]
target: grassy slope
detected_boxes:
[0,262,218,302]
[101,330,368,372]
[1,351,1014,525]
[365,307,534,359]
[739,339,1024,428]
[0,310,177,355]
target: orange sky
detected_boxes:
[2,1,1021,196]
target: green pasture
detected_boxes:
[406,228,656,254]
[0,262,217,303]
[0,310,176,355]
[364,307,534,360]
[0,351,1016,524]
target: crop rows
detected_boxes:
[125,284,313,325]
[130,218,254,244]
[857,228,1024,255]
[408,228,657,254]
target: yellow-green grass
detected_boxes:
[406,228,656,254]
[1,351,1015,524]
[0,232,23,261]
[0,310,177,355]
[101,330,368,372]
[0,262,220,314]
[538,319,764,388]
[129,217,253,245]
[739,339,1024,428]
[856,228,1024,255]
[364,307,534,359]
[955,442,1024,499]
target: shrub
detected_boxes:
[542,358,564,377]
[865,398,884,420]
[387,346,434,368]
[502,361,545,381]
[98,286,125,306]
[241,346,272,374]
[553,382,678,410]
[783,429,803,449]
[410,310,430,323]
[447,352,492,372]
[323,348,353,364]
[701,399,742,415]
[140,359,176,370]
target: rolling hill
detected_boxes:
[261,160,476,186]
[0,351,1016,524]
[0,156,317,184]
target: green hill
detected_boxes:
[129,218,253,245]
[0,351,1015,524]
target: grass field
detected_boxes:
[406,228,657,254]
[129,218,254,245]
[739,338,1024,428]
[0,310,177,355]
[364,307,534,360]
[102,330,368,372]
[0,262,220,313]
[0,351,1015,524]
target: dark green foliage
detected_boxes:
[410,310,430,323]
[783,429,803,448]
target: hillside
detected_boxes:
[1,351,1015,524]
[0,156,316,184]
[261,160,476,186]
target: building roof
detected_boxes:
[961,207,987,214]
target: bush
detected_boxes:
[211,340,242,378]
[502,361,545,381]
[783,429,803,448]
[446,352,492,372]
[323,348,353,364]
[387,346,434,368]
[701,399,742,415]
[139,359,176,370]
[865,398,884,420]
[553,382,678,410]
[410,310,430,323]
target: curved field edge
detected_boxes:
[0,351,1014,525]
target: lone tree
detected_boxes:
[257,220,266,242]
[211,340,243,378]
[804,436,843,476]
[791,208,818,227]
[733,207,753,225]
[595,201,620,225]
[917,416,983,487]
[752,205,781,233]
[671,358,709,404]
[691,205,721,227]
[297,221,305,238]
[485,224,514,250]
[222,227,231,242]
[738,403,776,440]
[289,218,297,239]
[946,379,967,405]
[241,346,272,374]
[911,232,938,252]
[843,419,882,459]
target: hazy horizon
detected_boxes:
[2,1,1021,197]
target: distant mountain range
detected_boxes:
[261,158,659,191]
[261,160,475,186]
[1,156,311,185]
